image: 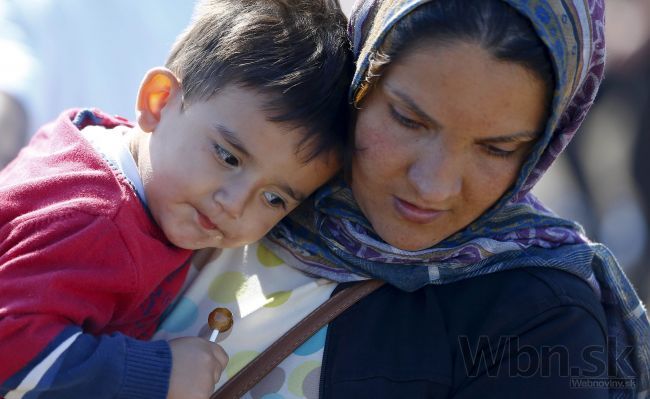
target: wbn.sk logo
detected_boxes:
[457,335,636,389]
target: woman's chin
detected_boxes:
[378,230,444,252]
[395,241,440,252]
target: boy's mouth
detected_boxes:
[197,210,221,233]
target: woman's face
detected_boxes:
[351,41,549,251]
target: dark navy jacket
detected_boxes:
[321,268,610,398]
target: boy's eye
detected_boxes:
[389,104,423,129]
[214,144,239,167]
[263,191,287,209]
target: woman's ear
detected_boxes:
[136,67,181,132]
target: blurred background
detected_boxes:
[1,0,649,305]
[532,0,650,305]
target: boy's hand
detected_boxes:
[167,337,229,399]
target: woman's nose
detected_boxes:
[407,144,462,204]
[213,180,253,219]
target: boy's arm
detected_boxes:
[0,212,173,398]
[1,325,172,399]
[1,320,228,399]
[0,210,228,398]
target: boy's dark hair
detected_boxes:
[166,0,353,162]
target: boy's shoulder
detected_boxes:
[0,109,137,227]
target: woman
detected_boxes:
[157,0,649,397]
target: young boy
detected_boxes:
[0,0,352,398]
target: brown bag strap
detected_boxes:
[211,279,385,399]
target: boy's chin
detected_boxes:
[165,233,218,251]
[166,228,265,250]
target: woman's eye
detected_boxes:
[483,145,516,158]
[389,105,422,129]
[214,144,239,167]
[263,191,287,209]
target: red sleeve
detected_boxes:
[0,208,139,383]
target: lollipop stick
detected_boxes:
[209,330,219,342]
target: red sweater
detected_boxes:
[0,109,192,398]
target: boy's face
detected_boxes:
[137,75,340,250]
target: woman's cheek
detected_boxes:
[356,120,401,170]
[468,155,521,205]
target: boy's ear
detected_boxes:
[136,67,181,132]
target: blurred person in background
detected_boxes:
[0,0,195,167]
[597,1,650,302]
[623,2,650,304]
[532,0,650,304]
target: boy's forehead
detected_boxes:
[213,115,333,167]
[181,84,341,185]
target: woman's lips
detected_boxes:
[393,197,445,224]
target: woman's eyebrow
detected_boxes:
[385,86,441,128]
[214,124,250,157]
[385,86,542,144]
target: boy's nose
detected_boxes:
[213,181,252,219]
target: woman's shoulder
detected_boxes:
[325,269,609,398]
[431,267,607,335]
[341,266,606,339]
[445,267,603,309]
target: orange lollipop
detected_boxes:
[208,307,233,342]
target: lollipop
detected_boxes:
[208,307,233,342]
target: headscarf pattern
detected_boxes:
[264,0,649,396]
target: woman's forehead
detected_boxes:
[351,0,596,113]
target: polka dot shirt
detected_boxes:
[154,243,336,398]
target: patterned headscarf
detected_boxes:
[264,0,650,396]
